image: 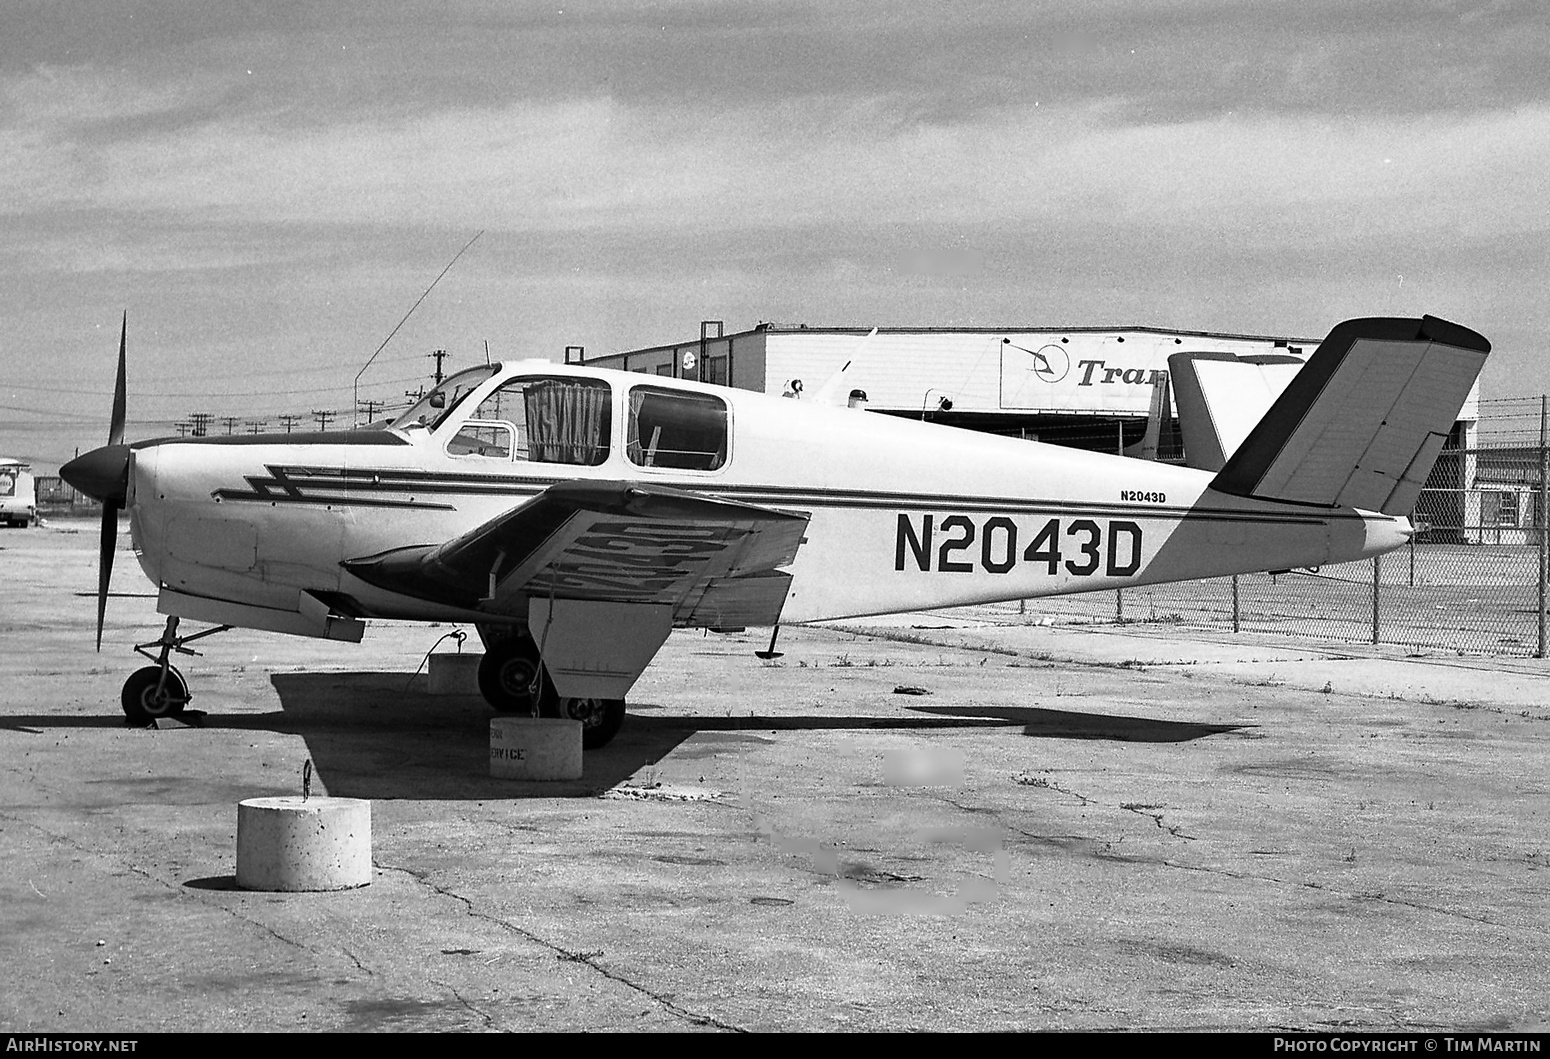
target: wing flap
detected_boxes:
[681,571,795,629]
[343,480,808,626]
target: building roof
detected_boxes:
[608,322,1320,358]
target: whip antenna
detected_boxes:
[353,229,484,423]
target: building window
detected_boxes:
[627,386,728,471]
[1496,491,1521,527]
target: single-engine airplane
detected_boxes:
[62,314,1489,748]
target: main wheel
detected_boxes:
[477,637,556,716]
[122,665,189,724]
[543,696,626,750]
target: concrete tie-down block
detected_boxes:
[235,796,372,891]
[490,717,583,780]
[427,651,482,695]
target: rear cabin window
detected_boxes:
[627,386,728,471]
[448,376,612,466]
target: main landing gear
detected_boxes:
[475,629,626,750]
[120,616,230,725]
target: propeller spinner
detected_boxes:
[59,312,130,650]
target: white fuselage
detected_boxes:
[125,361,1409,631]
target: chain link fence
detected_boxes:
[984,400,1550,657]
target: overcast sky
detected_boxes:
[3,0,1548,470]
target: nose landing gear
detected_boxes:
[121,616,231,724]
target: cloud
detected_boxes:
[8,53,1548,257]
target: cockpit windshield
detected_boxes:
[391,365,498,432]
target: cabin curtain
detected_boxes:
[626,387,652,464]
[524,381,609,464]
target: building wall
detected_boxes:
[760,329,1315,418]
[586,324,1480,460]
[600,333,769,391]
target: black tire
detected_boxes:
[122,665,189,723]
[542,696,626,750]
[476,637,556,716]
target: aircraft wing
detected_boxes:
[342,480,809,628]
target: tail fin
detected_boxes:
[1210,315,1488,514]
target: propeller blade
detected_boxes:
[83,312,128,650]
[109,312,127,446]
[95,500,119,651]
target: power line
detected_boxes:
[2,371,435,400]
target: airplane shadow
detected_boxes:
[907,704,1249,743]
[235,672,1245,800]
[0,673,1247,802]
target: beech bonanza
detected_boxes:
[62,315,1489,748]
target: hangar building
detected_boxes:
[576,320,1479,461]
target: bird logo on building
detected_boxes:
[1005,339,1069,384]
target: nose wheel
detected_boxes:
[122,665,189,723]
[120,616,230,725]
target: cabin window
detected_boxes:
[451,376,612,466]
[394,365,498,431]
[627,386,728,471]
[446,422,514,459]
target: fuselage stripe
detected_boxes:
[207,464,1367,527]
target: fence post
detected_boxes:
[1231,574,1240,634]
[1115,588,1124,623]
[1371,554,1381,645]
[1539,396,1547,658]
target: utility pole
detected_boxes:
[356,398,385,426]
[311,409,337,432]
[220,415,240,436]
[1539,396,1547,658]
[175,422,192,437]
[245,420,266,435]
[427,349,449,386]
[189,412,213,437]
[277,414,301,434]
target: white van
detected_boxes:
[0,459,36,527]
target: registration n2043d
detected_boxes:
[894,513,1143,577]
